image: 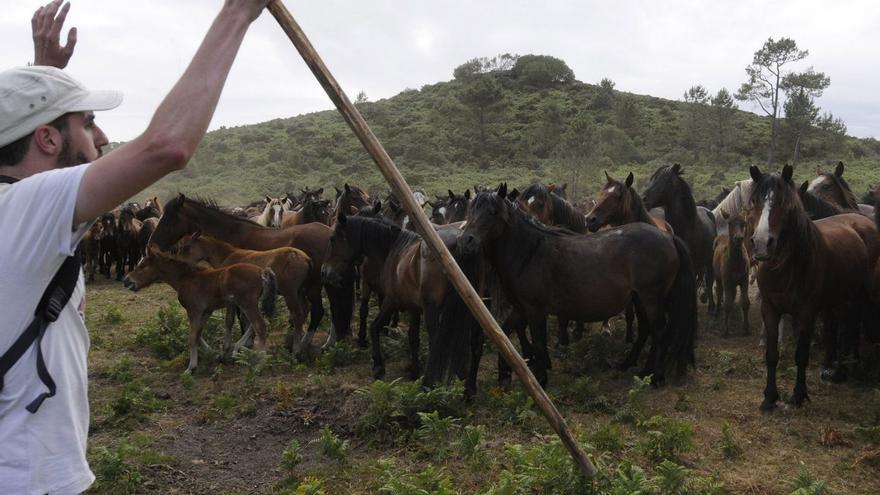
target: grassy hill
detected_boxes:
[139,55,880,207]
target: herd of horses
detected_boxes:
[91,161,880,411]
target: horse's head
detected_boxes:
[643,163,686,210]
[323,211,362,286]
[264,196,285,228]
[123,245,165,291]
[721,209,746,246]
[428,197,449,224]
[152,194,196,250]
[355,200,382,218]
[175,231,209,263]
[335,183,370,216]
[807,161,857,209]
[517,183,553,225]
[748,164,797,261]
[445,189,471,224]
[461,184,511,254]
[586,171,634,232]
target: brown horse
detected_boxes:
[123,246,277,373]
[517,183,588,234]
[460,184,697,386]
[82,222,103,282]
[748,165,878,410]
[712,209,750,336]
[281,197,333,227]
[116,207,143,280]
[332,183,371,219]
[251,196,286,228]
[806,161,873,217]
[586,172,673,234]
[150,195,353,350]
[176,232,312,354]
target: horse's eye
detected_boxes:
[822,184,831,190]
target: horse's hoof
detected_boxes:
[786,392,809,407]
[372,366,386,379]
[760,400,777,412]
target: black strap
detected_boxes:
[0,174,82,413]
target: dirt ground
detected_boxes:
[82,277,880,494]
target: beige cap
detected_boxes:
[0,66,122,147]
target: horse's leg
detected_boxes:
[222,303,236,362]
[115,244,125,281]
[369,305,396,379]
[283,292,306,356]
[467,318,484,399]
[405,311,422,380]
[705,255,717,316]
[788,312,816,407]
[297,285,324,354]
[739,281,751,335]
[573,320,584,342]
[714,272,724,324]
[620,298,650,370]
[185,310,209,374]
[556,316,570,347]
[498,312,526,389]
[625,303,636,343]
[525,311,550,387]
[760,302,782,411]
[324,269,355,349]
[421,303,444,389]
[724,278,736,337]
[357,286,372,349]
[240,300,268,353]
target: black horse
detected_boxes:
[643,164,717,315]
[460,184,697,386]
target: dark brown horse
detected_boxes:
[124,246,277,373]
[332,183,371,219]
[150,195,353,350]
[116,207,143,280]
[806,161,874,217]
[643,164,717,315]
[748,165,878,410]
[517,183,588,234]
[460,184,697,386]
[281,197,332,228]
[712,209,750,336]
[322,213,455,380]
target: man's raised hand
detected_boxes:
[32,0,77,68]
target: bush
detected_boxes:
[314,426,350,462]
[135,304,189,360]
[614,375,652,424]
[355,379,467,439]
[637,415,694,461]
[102,305,125,324]
[787,464,828,495]
[720,422,743,459]
[108,355,134,383]
[107,381,162,427]
[414,411,461,461]
[91,440,143,494]
[375,459,456,495]
[290,477,325,495]
[280,439,303,472]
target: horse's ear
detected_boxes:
[344,183,351,192]
[720,209,729,220]
[799,181,809,195]
[604,170,612,183]
[497,183,508,199]
[265,196,272,203]
[672,163,682,175]
[448,189,455,200]
[782,164,794,183]
[373,200,382,214]
[464,189,471,200]
[334,186,342,196]
[835,161,845,177]
[749,165,763,182]
[175,193,185,207]
[625,172,634,187]
[509,188,520,201]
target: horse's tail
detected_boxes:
[667,235,698,380]
[260,268,278,317]
[423,245,482,392]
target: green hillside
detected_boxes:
[140,54,880,206]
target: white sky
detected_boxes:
[2,1,879,141]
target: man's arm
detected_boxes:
[32,0,77,68]
[74,0,271,225]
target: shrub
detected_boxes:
[291,477,325,495]
[317,341,365,373]
[314,426,350,462]
[135,304,189,360]
[589,423,624,453]
[280,439,303,472]
[91,440,143,494]
[459,424,488,466]
[375,459,455,495]
[489,388,539,426]
[415,411,461,461]
[614,375,652,424]
[108,355,134,383]
[102,305,124,324]
[107,381,162,427]
[355,379,467,438]
[787,463,828,495]
[637,415,694,461]
[720,422,743,459]
[235,346,269,385]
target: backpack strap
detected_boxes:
[0,174,82,413]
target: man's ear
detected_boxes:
[31,124,64,156]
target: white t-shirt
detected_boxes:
[0,164,94,495]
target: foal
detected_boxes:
[712,210,750,336]
[124,246,277,373]
[175,232,313,355]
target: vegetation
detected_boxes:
[135,52,878,208]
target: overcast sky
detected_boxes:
[3,1,879,142]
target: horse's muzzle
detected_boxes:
[122,276,139,292]
[321,266,343,287]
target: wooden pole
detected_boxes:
[266,0,597,479]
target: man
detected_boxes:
[0,1,271,493]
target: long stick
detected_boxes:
[266,0,597,478]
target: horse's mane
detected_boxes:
[650,166,697,227]
[819,172,860,210]
[623,184,655,225]
[344,215,420,259]
[173,196,268,228]
[751,174,819,296]
[800,189,845,220]
[713,179,753,219]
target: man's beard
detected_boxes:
[55,135,97,168]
